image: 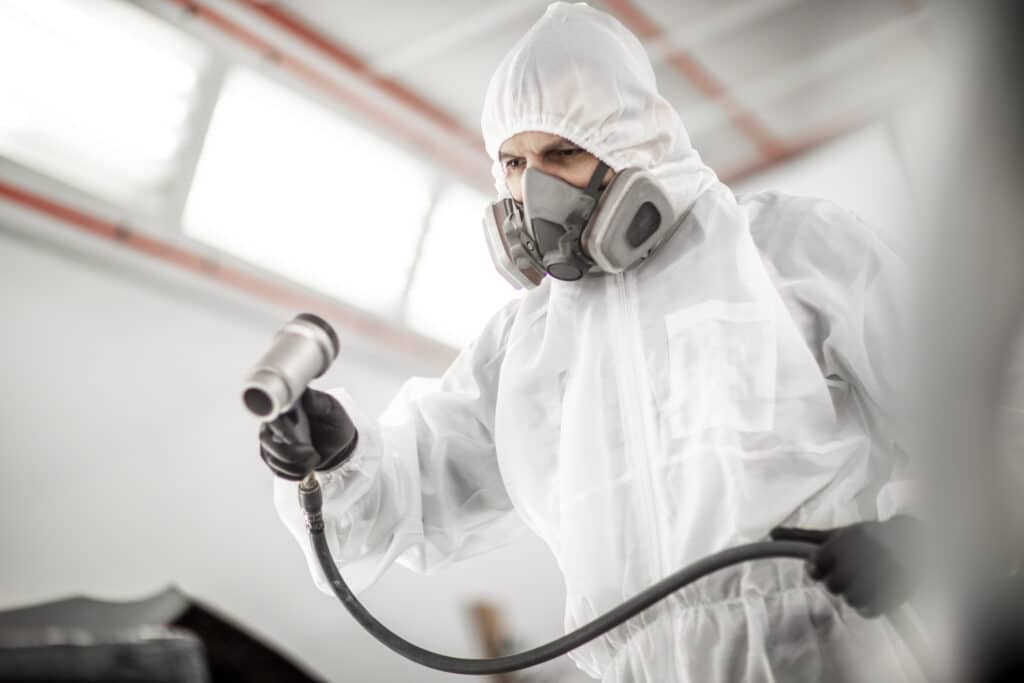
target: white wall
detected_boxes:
[0,199,582,682]
[733,120,918,254]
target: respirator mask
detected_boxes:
[483,160,680,289]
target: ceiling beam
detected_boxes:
[370,0,551,76]
[644,0,803,64]
[237,0,481,147]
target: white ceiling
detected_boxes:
[267,0,934,179]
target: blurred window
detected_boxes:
[404,183,518,347]
[183,68,432,316]
[0,0,207,208]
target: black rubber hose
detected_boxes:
[309,526,817,675]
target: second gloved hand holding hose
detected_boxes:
[771,516,923,618]
[259,388,359,480]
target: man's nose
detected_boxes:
[525,156,555,173]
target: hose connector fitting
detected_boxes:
[298,473,324,532]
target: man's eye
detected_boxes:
[556,148,581,158]
[503,158,524,171]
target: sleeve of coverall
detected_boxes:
[273,300,526,595]
[812,201,915,519]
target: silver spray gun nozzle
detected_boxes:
[242,313,340,422]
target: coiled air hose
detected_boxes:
[299,477,930,676]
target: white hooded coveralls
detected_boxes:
[276,3,916,681]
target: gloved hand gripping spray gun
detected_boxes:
[243,314,932,677]
[243,314,340,518]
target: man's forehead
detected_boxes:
[498,131,574,157]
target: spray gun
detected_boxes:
[243,313,341,489]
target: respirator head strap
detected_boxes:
[584,160,610,197]
[563,160,610,232]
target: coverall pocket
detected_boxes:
[662,300,777,436]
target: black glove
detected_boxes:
[771,515,921,617]
[258,388,358,480]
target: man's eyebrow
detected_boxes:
[540,139,581,153]
[499,140,581,161]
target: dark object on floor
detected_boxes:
[0,586,323,682]
[0,625,207,682]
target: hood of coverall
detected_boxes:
[480,2,718,217]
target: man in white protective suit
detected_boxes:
[259,3,922,681]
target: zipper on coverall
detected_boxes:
[608,272,669,586]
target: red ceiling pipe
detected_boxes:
[604,0,787,160]
[720,113,869,184]
[0,180,458,367]
[238,0,483,149]
[172,0,490,192]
